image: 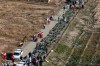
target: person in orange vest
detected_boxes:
[1,53,6,59]
[38,32,43,38]
[40,32,43,38]
[12,55,14,63]
[35,37,38,42]
[37,32,40,38]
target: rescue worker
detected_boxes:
[38,32,43,38]
[35,37,38,42]
[11,55,14,63]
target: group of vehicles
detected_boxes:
[2,48,26,66]
[13,48,25,66]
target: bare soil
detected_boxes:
[0,0,58,64]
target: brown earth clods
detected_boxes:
[0,0,58,64]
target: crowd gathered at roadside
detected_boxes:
[1,0,85,66]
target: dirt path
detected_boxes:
[22,8,66,57]
[78,33,93,64]
[90,40,99,64]
[66,32,86,64]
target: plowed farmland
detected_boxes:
[0,0,58,64]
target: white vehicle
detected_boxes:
[16,61,26,66]
[13,48,23,60]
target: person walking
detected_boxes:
[35,37,38,42]
[28,52,32,58]
[32,56,36,66]
[40,32,43,38]
[43,24,45,29]
[39,56,43,66]
[36,59,39,66]
[45,47,48,54]
[62,14,65,21]
[27,58,30,66]
[58,16,60,23]
[47,17,50,25]
[43,55,46,62]
[32,35,36,41]
[13,63,16,66]
[67,0,71,4]
[20,56,23,61]
[11,55,14,64]
[50,16,53,20]
[63,6,66,10]
[79,0,84,9]
[81,0,84,8]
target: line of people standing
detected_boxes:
[67,0,85,9]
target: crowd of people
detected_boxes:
[67,0,85,9]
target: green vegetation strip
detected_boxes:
[55,44,67,54]
[78,34,99,66]
[91,34,100,65]
[66,32,92,66]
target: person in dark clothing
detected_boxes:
[13,64,16,66]
[45,47,48,54]
[67,0,71,4]
[58,16,60,23]
[28,52,32,58]
[37,55,40,60]
[43,55,46,62]
[36,59,39,66]
[20,56,23,60]
[7,64,9,66]
[63,6,66,10]
[39,57,43,66]
[32,35,36,41]
[24,56,27,60]
[50,16,53,20]
[32,57,36,66]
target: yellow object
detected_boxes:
[46,60,49,63]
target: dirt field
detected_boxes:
[0,0,58,64]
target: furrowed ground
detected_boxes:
[43,0,100,66]
[0,0,58,64]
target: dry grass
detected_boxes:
[0,0,58,64]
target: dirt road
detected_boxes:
[22,8,67,57]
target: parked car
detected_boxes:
[16,61,26,66]
[13,48,23,60]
